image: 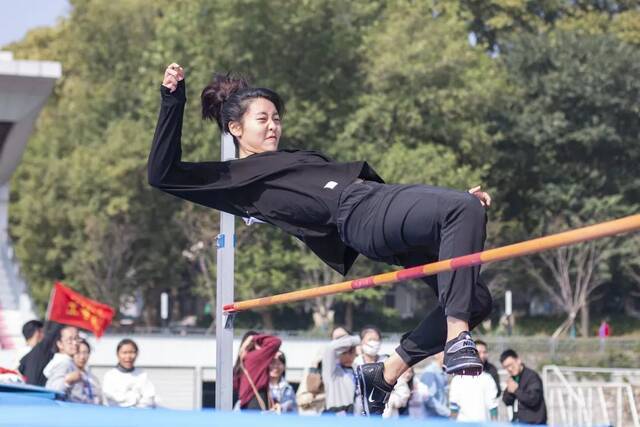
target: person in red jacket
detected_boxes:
[233,331,282,410]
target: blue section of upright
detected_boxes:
[0,404,513,427]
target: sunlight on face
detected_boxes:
[232,98,282,158]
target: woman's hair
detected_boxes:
[201,73,285,143]
[272,351,286,379]
[116,338,138,353]
[52,325,75,353]
[360,325,382,340]
[77,338,91,353]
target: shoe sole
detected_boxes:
[444,361,484,375]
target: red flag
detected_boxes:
[48,282,115,337]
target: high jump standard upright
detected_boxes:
[215,132,235,410]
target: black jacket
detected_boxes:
[148,80,383,275]
[502,365,547,424]
[484,361,501,397]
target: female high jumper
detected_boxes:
[148,64,493,415]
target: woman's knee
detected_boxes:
[448,193,486,226]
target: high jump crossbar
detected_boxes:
[224,214,640,314]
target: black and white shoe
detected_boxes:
[356,362,393,416]
[443,331,483,375]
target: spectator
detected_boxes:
[476,339,501,397]
[599,319,611,351]
[18,322,64,386]
[103,338,157,408]
[268,351,296,413]
[295,326,348,415]
[233,332,282,410]
[354,325,387,368]
[501,349,547,425]
[43,326,83,399]
[420,352,450,418]
[72,338,102,404]
[353,325,388,415]
[449,372,498,422]
[322,333,359,414]
[406,372,433,418]
[383,367,413,418]
[13,320,44,369]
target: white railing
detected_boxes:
[544,365,640,427]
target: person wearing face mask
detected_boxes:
[353,326,387,416]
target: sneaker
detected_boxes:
[443,331,483,375]
[356,362,393,416]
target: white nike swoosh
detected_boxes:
[368,389,377,403]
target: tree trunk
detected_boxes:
[345,302,354,331]
[580,303,590,337]
[260,310,275,330]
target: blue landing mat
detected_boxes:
[0,404,511,427]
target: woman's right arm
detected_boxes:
[147,64,245,216]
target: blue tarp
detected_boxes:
[0,404,510,427]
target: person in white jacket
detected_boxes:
[102,339,157,408]
[449,371,498,422]
[43,326,83,397]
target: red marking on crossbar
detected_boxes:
[450,253,482,269]
[223,304,236,312]
[351,277,375,289]
[397,266,427,281]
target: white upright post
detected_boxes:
[215,132,235,410]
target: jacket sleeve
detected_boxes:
[514,373,543,408]
[322,335,359,381]
[242,334,282,382]
[147,80,245,217]
[502,390,516,406]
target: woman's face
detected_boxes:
[117,343,138,370]
[269,355,285,380]
[57,327,79,357]
[74,342,90,370]
[230,98,282,158]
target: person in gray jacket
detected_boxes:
[322,333,360,414]
[43,326,85,401]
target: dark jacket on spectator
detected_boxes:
[484,361,501,397]
[18,323,64,386]
[233,334,282,409]
[502,365,547,424]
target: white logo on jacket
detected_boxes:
[324,181,338,189]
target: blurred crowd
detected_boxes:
[231,325,547,424]
[1,320,547,423]
[1,320,157,408]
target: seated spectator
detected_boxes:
[13,320,44,369]
[407,370,432,419]
[103,338,157,408]
[233,332,282,411]
[322,332,359,415]
[43,326,84,399]
[268,351,296,413]
[501,349,547,425]
[19,322,64,386]
[449,371,498,422]
[383,367,413,418]
[72,338,102,404]
[420,352,450,418]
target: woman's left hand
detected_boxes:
[468,186,491,208]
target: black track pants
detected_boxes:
[337,181,493,366]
